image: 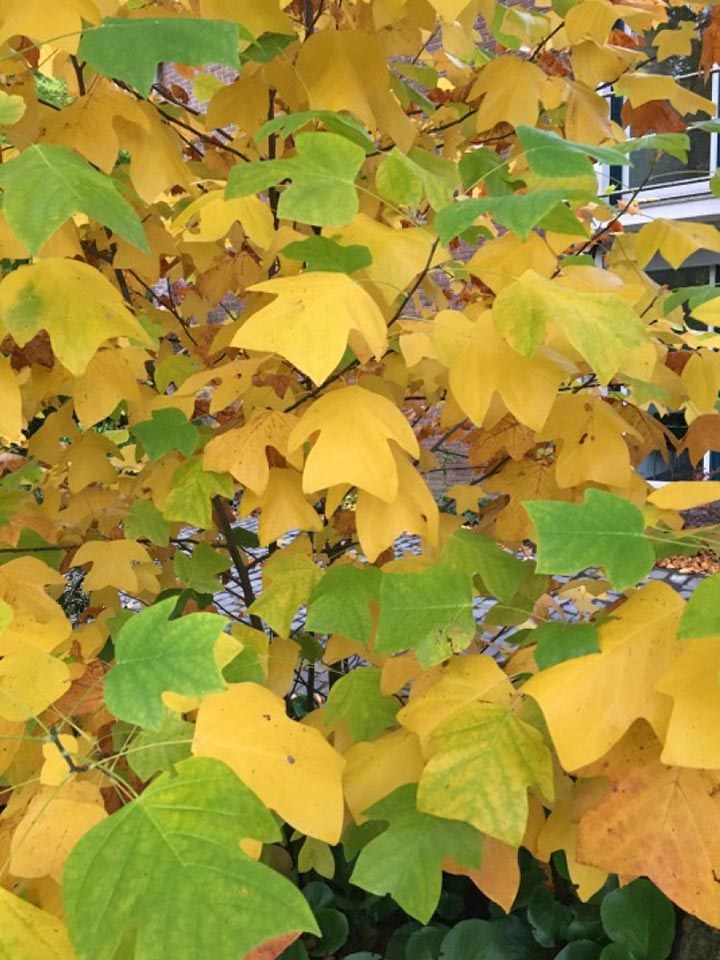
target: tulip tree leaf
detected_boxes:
[131,408,200,460]
[524,489,655,590]
[305,564,381,644]
[376,565,476,667]
[0,144,148,255]
[533,622,600,670]
[227,132,366,227]
[351,784,482,924]
[104,597,228,729]
[79,17,242,96]
[324,666,399,742]
[62,757,319,960]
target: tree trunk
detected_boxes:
[673,914,720,959]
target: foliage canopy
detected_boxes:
[1,0,720,957]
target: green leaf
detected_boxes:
[459,147,513,193]
[0,91,25,125]
[599,946,633,960]
[281,236,372,274]
[618,133,690,162]
[254,110,374,152]
[131,408,200,460]
[249,553,322,638]
[314,908,349,955]
[527,886,571,947]
[351,784,482,924]
[305,564,380,644]
[417,703,553,846]
[600,878,675,960]
[435,191,569,244]
[174,542,231,594]
[63,757,318,960]
[524,489,655,590]
[124,499,171,547]
[555,943,602,960]
[376,565,476,667]
[377,147,459,211]
[533,622,600,670]
[228,132,366,227]
[516,125,630,178]
[406,926,447,960]
[663,283,720,315]
[79,17,241,96]
[0,144,148,255]
[126,708,194,781]
[104,597,227,729]
[324,666,399,741]
[678,574,720,638]
[242,32,296,63]
[440,919,506,960]
[162,457,234,529]
[440,528,527,602]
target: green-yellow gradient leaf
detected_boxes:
[62,757,318,960]
[351,784,483,924]
[104,597,227,729]
[417,703,553,846]
[0,259,151,376]
[0,145,148,254]
[325,666,399,742]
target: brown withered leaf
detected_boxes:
[468,416,535,466]
[246,933,300,960]
[701,7,720,80]
[53,660,108,718]
[621,99,687,135]
[679,413,720,466]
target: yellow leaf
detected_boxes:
[418,702,554,846]
[523,582,684,772]
[267,636,300,698]
[249,551,322,638]
[193,682,345,843]
[435,311,568,432]
[615,72,715,118]
[681,352,720,415]
[355,452,439,562]
[199,0,292,35]
[577,730,720,928]
[295,30,415,150]
[539,396,639,489]
[343,727,424,824]
[240,468,324,545]
[10,781,107,883]
[0,0,100,54]
[72,540,153,593]
[472,56,544,132]
[445,835,520,914]
[203,411,300,495]
[334,215,441,305]
[0,887,74,960]
[397,654,515,751]
[73,347,144,427]
[0,259,150,376]
[635,219,720,269]
[536,775,608,901]
[467,232,556,294]
[233,273,387,385]
[40,734,80,786]
[647,480,720,510]
[654,20,696,60]
[0,356,22,442]
[288,385,419,502]
[656,639,720,768]
[172,190,274,250]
